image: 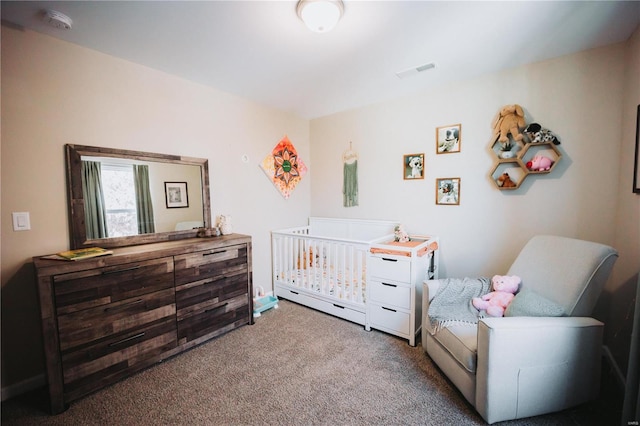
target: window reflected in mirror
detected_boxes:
[101,164,139,237]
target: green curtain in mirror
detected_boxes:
[81,161,108,239]
[133,165,155,234]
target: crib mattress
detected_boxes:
[278,268,366,303]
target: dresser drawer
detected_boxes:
[369,280,410,310]
[175,246,250,344]
[57,288,176,352]
[176,293,249,344]
[174,245,248,286]
[369,255,411,282]
[368,303,410,335]
[61,316,177,401]
[53,257,174,315]
[176,272,249,344]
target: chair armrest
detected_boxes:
[475,316,603,424]
[421,279,443,351]
[423,279,442,304]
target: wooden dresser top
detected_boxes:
[33,234,251,276]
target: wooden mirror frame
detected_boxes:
[66,144,211,249]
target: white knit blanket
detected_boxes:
[426,277,491,334]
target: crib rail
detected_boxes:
[272,228,373,306]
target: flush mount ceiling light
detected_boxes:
[43,9,73,30]
[296,0,344,33]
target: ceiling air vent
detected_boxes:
[395,62,436,79]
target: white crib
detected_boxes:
[271,217,397,327]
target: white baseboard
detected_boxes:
[1,373,45,402]
[602,344,626,389]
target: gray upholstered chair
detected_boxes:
[422,235,618,424]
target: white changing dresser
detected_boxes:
[367,237,439,346]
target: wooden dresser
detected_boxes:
[33,235,253,414]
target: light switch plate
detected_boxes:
[12,212,31,231]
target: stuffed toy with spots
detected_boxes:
[472,275,521,317]
[523,122,561,145]
[493,104,526,143]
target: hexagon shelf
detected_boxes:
[490,134,563,190]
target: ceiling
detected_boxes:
[2,1,639,119]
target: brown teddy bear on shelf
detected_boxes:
[496,172,517,188]
[493,104,526,143]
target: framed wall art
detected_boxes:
[403,153,424,180]
[436,123,461,154]
[260,135,308,199]
[634,104,640,193]
[436,177,460,205]
[165,182,189,208]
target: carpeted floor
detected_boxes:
[1,300,620,425]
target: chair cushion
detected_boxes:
[505,288,565,317]
[431,324,478,373]
[507,235,618,316]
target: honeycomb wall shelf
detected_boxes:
[490,135,563,190]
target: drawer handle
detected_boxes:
[109,332,145,347]
[104,298,144,312]
[205,302,228,314]
[381,257,398,262]
[290,290,299,295]
[381,282,397,288]
[333,304,345,309]
[382,306,397,312]
[102,266,141,275]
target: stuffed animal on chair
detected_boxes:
[472,275,521,317]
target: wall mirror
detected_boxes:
[66,144,211,249]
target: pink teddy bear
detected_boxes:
[472,275,521,317]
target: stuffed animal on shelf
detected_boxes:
[526,154,554,171]
[472,275,521,317]
[523,122,561,145]
[493,104,526,143]
[394,224,410,243]
[496,172,517,188]
[218,214,233,235]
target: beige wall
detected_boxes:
[607,25,640,376]
[1,25,310,394]
[310,43,627,277]
[615,21,640,295]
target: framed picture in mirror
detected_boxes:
[165,182,189,208]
